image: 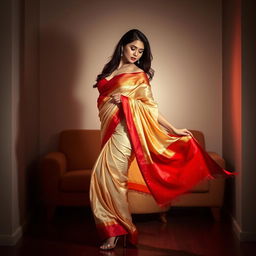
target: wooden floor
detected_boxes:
[1,207,256,256]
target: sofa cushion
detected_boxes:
[190,130,205,149]
[60,169,91,192]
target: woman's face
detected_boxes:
[122,40,144,64]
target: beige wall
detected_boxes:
[39,0,223,156]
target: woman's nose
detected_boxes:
[133,50,138,56]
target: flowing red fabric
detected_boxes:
[97,72,237,207]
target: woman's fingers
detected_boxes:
[184,129,193,137]
[111,94,121,104]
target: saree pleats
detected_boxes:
[89,118,138,244]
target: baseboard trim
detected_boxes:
[0,225,22,246]
[231,214,256,241]
[0,211,33,246]
[231,215,242,240]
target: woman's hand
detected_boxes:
[111,93,121,104]
[172,128,193,137]
[157,112,193,138]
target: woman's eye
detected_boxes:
[130,46,143,54]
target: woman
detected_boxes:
[89,29,235,250]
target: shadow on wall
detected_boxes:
[39,27,85,156]
[16,27,86,222]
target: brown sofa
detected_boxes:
[39,129,226,221]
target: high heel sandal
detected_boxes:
[100,235,127,250]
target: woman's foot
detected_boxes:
[100,236,119,250]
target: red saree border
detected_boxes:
[127,182,151,194]
[191,137,238,176]
[121,95,237,207]
[96,222,138,245]
[96,222,128,241]
[121,95,159,200]
[101,109,124,148]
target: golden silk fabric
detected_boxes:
[89,72,236,244]
[90,118,137,244]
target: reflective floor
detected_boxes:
[1,206,255,256]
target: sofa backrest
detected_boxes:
[190,130,205,149]
[59,129,101,170]
[58,129,205,171]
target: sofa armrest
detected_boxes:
[207,151,225,169]
[39,152,67,204]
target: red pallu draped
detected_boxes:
[97,72,236,207]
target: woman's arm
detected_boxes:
[158,111,193,137]
[111,94,193,137]
[158,112,176,133]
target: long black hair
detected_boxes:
[93,29,154,88]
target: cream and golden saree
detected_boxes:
[89,72,235,244]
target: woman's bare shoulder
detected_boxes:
[130,64,144,73]
[120,64,142,73]
[113,64,145,76]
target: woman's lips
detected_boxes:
[131,57,137,61]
